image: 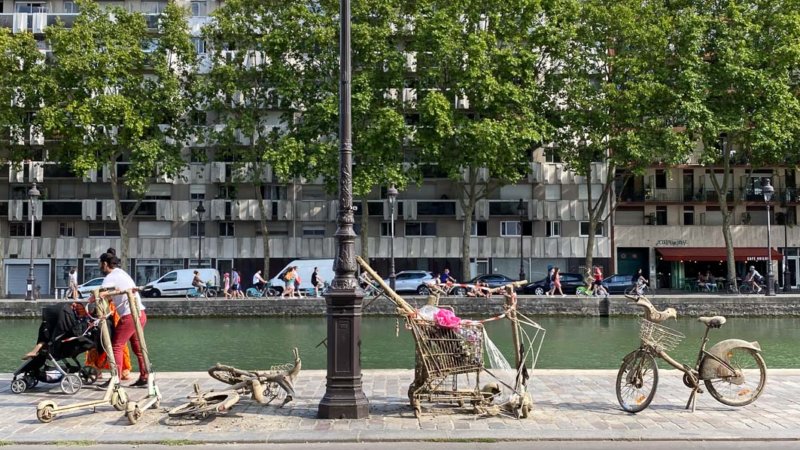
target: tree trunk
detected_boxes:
[255,181,270,277]
[109,168,128,271]
[360,197,369,264]
[460,170,479,281]
[721,205,737,290]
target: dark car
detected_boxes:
[467,274,517,289]
[602,274,637,294]
[521,273,585,295]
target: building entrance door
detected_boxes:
[788,256,799,289]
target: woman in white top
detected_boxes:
[68,268,78,300]
[100,249,149,387]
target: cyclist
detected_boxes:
[743,266,763,294]
[252,270,267,293]
[191,270,205,297]
[631,268,648,296]
[311,267,324,297]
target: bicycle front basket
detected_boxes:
[639,319,684,351]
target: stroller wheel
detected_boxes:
[60,374,82,395]
[10,379,27,394]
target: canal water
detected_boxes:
[1,316,797,373]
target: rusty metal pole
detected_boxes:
[317,0,369,419]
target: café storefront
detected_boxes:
[654,245,783,290]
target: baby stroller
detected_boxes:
[11,303,103,395]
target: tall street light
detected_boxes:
[318,0,369,419]
[26,182,40,301]
[195,201,206,266]
[387,186,398,291]
[517,198,525,282]
[763,178,775,296]
[784,201,793,293]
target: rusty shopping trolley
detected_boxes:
[357,256,545,419]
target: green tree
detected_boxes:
[550,0,693,274]
[412,0,561,280]
[290,0,413,264]
[675,0,800,290]
[201,0,319,276]
[0,30,50,166]
[41,0,195,269]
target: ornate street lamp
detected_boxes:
[517,198,525,282]
[26,182,40,301]
[195,201,206,266]
[387,185,398,291]
[763,178,775,296]
[318,0,369,419]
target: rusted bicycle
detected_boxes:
[167,348,300,420]
[616,296,767,413]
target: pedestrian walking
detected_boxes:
[281,266,296,298]
[68,268,78,300]
[311,267,324,297]
[552,267,565,297]
[231,268,244,298]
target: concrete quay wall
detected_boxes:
[1,294,799,318]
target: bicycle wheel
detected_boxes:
[704,348,767,407]
[167,392,238,418]
[245,288,259,299]
[616,350,659,413]
[208,366,247,385]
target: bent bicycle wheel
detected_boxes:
[704,348,767,407]
[616,350,659,413]
[167,392,239,418]
[208,366,247,385]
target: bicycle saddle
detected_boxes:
[698,316,726,328]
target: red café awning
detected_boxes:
[657,247,782,262]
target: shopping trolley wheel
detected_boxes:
[10,379,27,394]
[60,374,82,395]
[36,403,56,423]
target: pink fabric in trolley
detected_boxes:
[434,308,461,329]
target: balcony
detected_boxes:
[0,12,160,33]
[416,200,455,217]
[618,188,735,203]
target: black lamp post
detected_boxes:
[195,201,205,266]
[26,182,40,301]
[517,198,525,282]
[785,207,793,293]
[763,178,775,296]
[318,0,369,419]
[387,185,398,291]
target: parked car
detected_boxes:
[602,274,636,295]
[466,274,518,289]
[76,277,104,298]
[384,271,434,295]
[521,273,585,295]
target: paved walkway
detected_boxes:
[1,369,799,444]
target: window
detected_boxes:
[190,185,205,200]
[219,222,235,237]
[190,0,207,16]
[192,38,206,55]
[380,222,394,237]
[190,222,206,237]
[88,222,120,237]
[161,272,178,282]
[59,222,75,237]
[10,221,41,236]
[63,1,79,13]
[55,259,78,289]
[545,185,561,201]
[141,1,167,14]
[15,2,47,13]
[546,221,561,237]
[302,226,326,237]
[544,148,561,163]
[262,185,287,200]
[501,221,522,236]
[470,221,488,237]
[655,169,667,189]
[579,221,604,237]
[656,206,667,225]
[683,206,694,225]
[405,222,436,236]
[218,185,236,200]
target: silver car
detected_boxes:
[76,277,105,298]
[385,271,434,295]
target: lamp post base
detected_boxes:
[26,276,36,301]
[784,268,792,292]
[766,273,777,296]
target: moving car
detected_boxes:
[76,278,104,298]
[141,268,221,297]
[521,273,585,295]
[466,274,518,289]
[383,271,435,295]
[268,259,335,295]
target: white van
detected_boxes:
[269,259,335,295]
[141,268,220,297]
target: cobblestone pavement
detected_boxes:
[1,369,799,444]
